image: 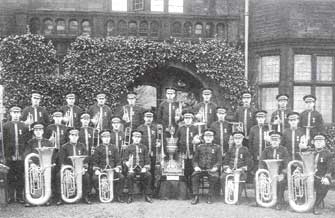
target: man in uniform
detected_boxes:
[60,93,83,128]
[119,91,144,130]
[123,130,153,204]
[210,107,232,157]
[58,128,91,205]
[45,111,68,150]
[271,94,292,132]
[157,87,180,135]
[311,133,334,215]
[22,91,50,128]
[300,95,325,140]
[3,106,30,203]
[191,129,222,205]
[259,131,290,210]
[221,131,253,203]
[110,116,125,154]
[194,88,217,128]
[234,91,257,139]
[281,112,307,161]
[92,130,125,203]
[88,93,112,131]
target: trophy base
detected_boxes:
[162,160,184,179]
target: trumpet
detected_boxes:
[255,159,282,208]
[123,106,130,123]
[24,147,55,205]
[60,155,87,203]
[224,168,242,205]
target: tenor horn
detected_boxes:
[98,168,115,203]
[60,155,87,203]
[255,159,282,208]
[224,169,242,205]
[287,151,316,212]
[24,147,55,205]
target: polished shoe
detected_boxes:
[84,196,91,204]
[45,201,51,206]
[275,204,282,210]
[116,196,124,203]
[191,196,199,205]
[16,198,25,204]
[24,203,31,207]
[56,200,63,206]
[127,195,133,204]
[207,196,213,204]
[145,195,153,203]
[313,208,322,215]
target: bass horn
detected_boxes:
[98,167,115,203]
[224,169,242,204]
[24,147,55,205]
[287,151,316,212]
[60,155,87,203]
[255,159,282,208]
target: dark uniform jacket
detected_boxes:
[175,125,198,156]
[25,138,56,164]
[210,121,231,154]
[223,145,253,170]
[314,148,334,180]
[60,105,83,128]
[248,124,271,161]
[78,126,95,156]
[234,106,258,137]
[193,101,217,127]
[45,124,68,150]
[123,143,150,169]
[259,145,290,173]
[193,143,222,170]
[157,100,179,130]
[271,108,293,132]
[137,123,158,156]
[300,110,325,136]
[116,104,144,130]
[3,121,30,161]
[88,104,112,130]
[281,127,306,160]
[92,144,121,169]
[22,105,50,126]
[110,130,124,153]
[59,142,88,166]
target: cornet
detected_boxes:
[64,109,74,127]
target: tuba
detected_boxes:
[255,159,282,208]
[24,147,55,205]
[224,169,242,205]
[60,155,87,203]
[98,167,115,203]
[287,151,316,212]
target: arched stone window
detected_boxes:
[69,20,79,35]
[128,21,138,36]
[184,22,192,37]
[82,20,91,36]
[150,21,159,37]
[56,19,66,33]
[106,20,115,36]
[139,21,148,36]
[118,20,127,36]
[29,17,41,34]
[171,21,182,37]
[43,19,53,35]
[216,23,225,39]
[194,23,203,36]
[205,23,214,38]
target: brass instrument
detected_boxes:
[128,145,141,173]
[0,85,5,163]
[24,147,55,205]
[255,159,282,208]
[121,127,131,157]
[98,167,115,203]
[287,151,316,212]
[49,131,60,149]
[224,169,242,205]
[64,109,74,127]
[226,121,244,133]
[26,113,34,131]
[155,124,164,165]
[60,155,87,203]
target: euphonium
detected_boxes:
[24,147,55,205]
[287,151,316,212]
[60,155,87,203]
[98,168,114,203]
[255,159,282,208]
[224,169,242,204]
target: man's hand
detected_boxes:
[114,167,121,173]
[141,167,147,173]
[210,166,218,173]
[321,177,330,185]
[192,135,201,144]
[225,168,232,174]
[277,174,284,182]
[194,166,201,172]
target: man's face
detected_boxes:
[101,136,111,144]
[66,97,75,106]
[233,135,244,145]
[217,113,226,121]
[132,135,141,144]
[81,118,90,127]
[204,135,214,143]
[97,97,106,105]
[166,92,175,100]
[184,117,193,125]
[242,97,251,106]
[256,116,266,125]
[278,99,287,108]
[53,116,62,124]
[306,101,315,110]
[31,97,40,106]
[69,133,79,144]
[112,122,121,130]
[34,128,44,138]
[202,93,211,102]
[127,98,136,106]
[271,138,280,148]
[288,118,299,128]
[144,116,153,124]
[10,111,21,120]
[314,139,325,150]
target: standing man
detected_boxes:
[119,91,144,130]
[88,93,112,131]
[234,91,257,139]
[3,106,30,203]
[110,116,125,153]
[158,87,180,134]
[191,129,222,205]
[22,91,50,128]
[60,93,83,128]
[123,130,153,204]
[271,94,292,132]
[194,88,217,128]
[45,111,68,150]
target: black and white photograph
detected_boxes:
[0,0,335,217]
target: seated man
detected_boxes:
[221,131,253,204]
[123,130,153,204]
[191,129,222,205]
[259,131,289,210]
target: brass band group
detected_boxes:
[1,86,334,215]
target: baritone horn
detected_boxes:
[255,159,282,208]
[98,167,115,203]
[287,151,316,212]
[60,155,87,203]
[224,169,242,205]
[24,147,55,205]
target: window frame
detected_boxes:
[168,0,184,13]
[133,0,144,11]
